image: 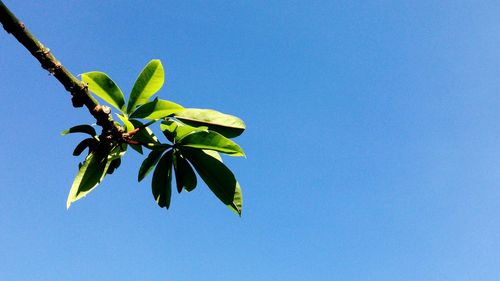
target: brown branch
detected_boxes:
[0,1,123,142]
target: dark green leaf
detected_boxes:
[106,158,121,175]
[175,108,246,138]
[67,144,127,208]
[173,152,197,193]
[183,148,243,215]
[73,138,96,156]
[130,98,184,120]
[129,119,161,150]
[81,72,126,112]
[152,150,173,208]
[130,144,143,154]
[61,125,97,137]
[179,130,245,156]
[127,59,164,113]
[138,150,164,182]
[160,118,207,143]
[66,152,108,208]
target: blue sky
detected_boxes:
[1,1,499,280]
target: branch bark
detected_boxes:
[0,1,123,142]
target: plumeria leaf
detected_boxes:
[73,138,96,156]
[173,152,197,193]
[182,148,243,216]
[61,125,97,137]
[130,98,183,120]
[116,114,135,132]
[81,72,126,112]
[175,108,245,138]
[66,144,126,208]
[127,59,164,113]
[138,150,164,182]
[152,150,173,209]
[129,119,161,150]
[160,118,208,143]
[179,130,245,156]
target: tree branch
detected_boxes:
[0,1,123,141]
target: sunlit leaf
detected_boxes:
[61,125,97,137]
[175,108,245,138]
[129,98,183,120]
[81,72,126,112]
[182,148,242,216]
[152,150,173,208]
[179,130,245,156]
[127,59,164,113]
[116,113,134,132]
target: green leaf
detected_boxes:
[202,150,222,162]
[81,71,126,112]
[66,144,127,209]
[130,144,143,154]
[116,114,135,132]
[129,119,161,149]
[127,59,165,113]
[66,152,108,209]
[61,125,97,137]
[175,108,246,138]
[73,138,96,156]
[182,148,243,216]
[179,130,245,156]
[138,150,164,182]
[160,118,208,143]
[173,152,197,193]
[152,150,173,208]
[129,98,183,120]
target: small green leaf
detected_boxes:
[130,98,184,120]
[66,152,108,209]
[138,150,164,182]
[160,118,207,143]
[130,144,143,154]
[175,108,246,138]
[81,71,126,112]
[127,59,165,113]
[61,125,97,137]
[73,138,96,156]
[182,148,243,216]
[129,119,161,149]
[152,150,173,208]
[179,130,245,156]
[67,144,127,209]
[116,114,135,132]
[173,152,197,192]
[202,150,222,162]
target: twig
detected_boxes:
[0,1,123,141]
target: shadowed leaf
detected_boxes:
[183,148,242,215]
[61,125,97,137]
[152,150,173,208]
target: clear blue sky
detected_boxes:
[1,1,499,280]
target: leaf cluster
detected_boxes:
[63,60,246,216]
